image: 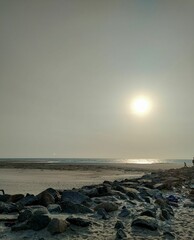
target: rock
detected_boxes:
[116,228,127,239]
[42,188,61,201]
[47,204,62,213]
[66,217,91,227]
[37,191,55,207]
[140,209,156,218]
[47,218,69,234]
[9,194,25,203]
[61,200,93,214]
[118,207,131,217]
[16,194,38,207]
[28,214,51,231]
[0,194,11,202]
[115,220,124,229]
[18,209,33,222]
[0,201,18,213]
[161,209,171,220]
[94,202,118,212]
[61,190,89,204]
[30,206,49,215]
[131,216,158,231]
[96,208,109,220]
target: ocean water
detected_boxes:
[0,158,192,165]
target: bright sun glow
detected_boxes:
[131,96,151,116]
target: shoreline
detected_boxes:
[0,162,183,195]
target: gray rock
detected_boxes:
[131,216,158,231]
[37,191,55,207]
[61,190,89,204]
[61,200,93,214]
[66,217,91,227]
[18,209,33,222]
[96,208,109,220]
[16,194,38,207]
[28,214,51,231]
[47,204,62,213]
[0,201,18,213]
[47,218,69,234]
[94,202,118,212]
[31,206,49,215]
[118,208,131,217]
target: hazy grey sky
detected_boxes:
[1,0,194,159]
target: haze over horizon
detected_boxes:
[1,0,194,159]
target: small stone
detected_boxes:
[96,208,109,220]
[118,208,131,217]
[115,220,124,229]
[47,204,62,213]
[116,228,127,239]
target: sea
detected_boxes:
[0,158,192,166]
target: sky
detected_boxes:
[0,0,194,159]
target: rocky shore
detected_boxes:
[0,166,194,240]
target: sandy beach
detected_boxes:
[1,163,193,240]
[0,162,182,195]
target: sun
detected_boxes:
[131,96,151,116]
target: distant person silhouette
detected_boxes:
[184,162,187,167]
[192,157,194,166]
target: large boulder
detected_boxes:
[131,216,158,231]
[28,214,51,231]
[47,218,69,234]
[37,191,55,207]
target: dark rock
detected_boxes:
[140,209,156,218]
[0,201,18,213]
[16,194,38,207]
[9,194,25,203]
[30,206,49,215]
[116,228,127,239]
[131,216,158,231]
[61,200,93,214]
[66,217,91,227]
[28,214,51,231]
[47,218,69,234]
[61,190,89,204]
[0,194,11,202]
[115,220,124,229]
[37,191,55,207]
[94,202,118,212]
[96,208,109,220]
[18,209,33,222]
[118,208,131,217]
[47,204,62,213]
[161,209,171,220]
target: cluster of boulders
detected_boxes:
[0,166,194,239]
